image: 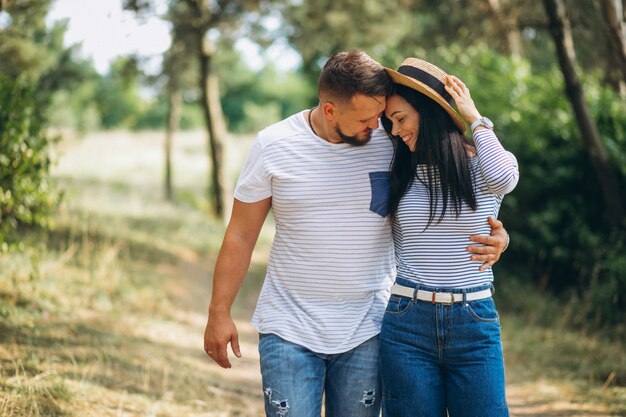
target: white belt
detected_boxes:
[390,283,492,305]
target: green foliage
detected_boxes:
[436,47,626,328]
[280,0,413,81]
[48,88,101,134]
[238,101,282,133]
[46,59,103,133]
[93,57,145,129]
[1,5,89,109]
[219,62,316,133]
[0,0,55,82]
[0,0,98,135]
[131,98,168,130]
[0,76,58,247]
[133,99,204,130]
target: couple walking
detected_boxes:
[204,50,518,417]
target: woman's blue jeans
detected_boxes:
[259,333,381,417]
[379,278,509,417]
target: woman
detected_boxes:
[378,58,519,417]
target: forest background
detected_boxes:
[1,0,625,415]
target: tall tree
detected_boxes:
[598,0,626,95]
[188,0,228,218]
[161,6,196,201]
[126,0,266,218]
[124,0,194,201]
[543,0,624,223]
[179,0,266,218]
[0,0,15,11]
[484,0,524,59]
[162,50,183,202]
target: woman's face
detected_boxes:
[384,94,420,152]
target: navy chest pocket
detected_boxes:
[369,171,391,217]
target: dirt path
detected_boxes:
[139,247,267,415]
[507,384,612,416]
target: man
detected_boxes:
[203,50,508,417]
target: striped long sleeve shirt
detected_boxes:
[393,129,519,288]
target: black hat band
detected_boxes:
[397,65,453,106]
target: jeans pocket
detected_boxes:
[369,171,391,217]
[465,298,500,323]
[384,295,412,316]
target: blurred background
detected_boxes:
[1,0,625,416]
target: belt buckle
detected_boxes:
[431,291,455,305]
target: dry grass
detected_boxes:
[502,316,626,416]
[0,130,268,416]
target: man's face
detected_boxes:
[331,94,386,146]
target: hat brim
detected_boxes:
[384,67,467,133]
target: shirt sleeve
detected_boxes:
[473,129,519,195]
[234,136,272,202]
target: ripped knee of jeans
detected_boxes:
[360,389,376,407]
[264,387,289,416]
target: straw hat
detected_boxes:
[385,58,466,133]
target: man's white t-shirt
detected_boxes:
[234,110,395,354]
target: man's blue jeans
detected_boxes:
[259,333,381,417]
[379,278,509,417]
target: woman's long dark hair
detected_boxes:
[381,84,477,227]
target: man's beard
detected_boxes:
[334,123,372,146]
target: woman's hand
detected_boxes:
[444,75,482,126]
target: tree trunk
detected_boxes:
[485,0,524,60]
[207,69,232,219]
[543,0,624,224]
[164,89,182,201]
[198,36,227,218]
[0,0,15,11]
[599,0,626,95]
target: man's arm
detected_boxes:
[466,216,509,271]
[204,197,271,368]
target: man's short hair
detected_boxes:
[318,50,392,105]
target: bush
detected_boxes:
[0,76,58,248]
